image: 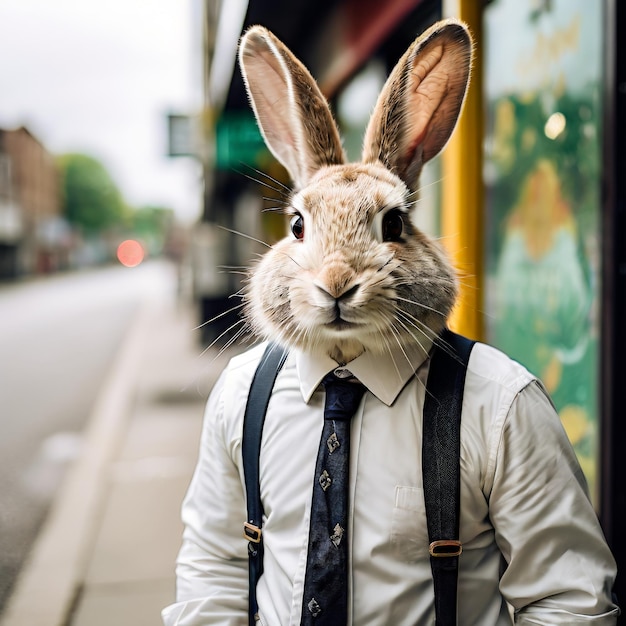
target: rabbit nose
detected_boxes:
[339,283,360,301]
[314,257,359,300]
[315,282,360,302]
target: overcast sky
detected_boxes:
[0,0,203,223]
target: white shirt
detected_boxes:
[162,340,619,625]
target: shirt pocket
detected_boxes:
[390,485,430,562]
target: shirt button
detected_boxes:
[333,367,353,379]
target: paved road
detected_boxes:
[0,261,175,612]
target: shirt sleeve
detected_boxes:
[488,380,619,624]
[161,370,249,626]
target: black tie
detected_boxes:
[301,373,366,625]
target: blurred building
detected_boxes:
[195,0,625,606]
[0,126,69,278]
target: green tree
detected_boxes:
[57,153,129,234]
[130,205,173,238]
[128,205,175,254]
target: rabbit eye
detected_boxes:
[382,209,404,242]
[290,214,304,240]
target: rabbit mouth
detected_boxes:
[324,317,363,332]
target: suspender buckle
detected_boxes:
[429,539,462,557]
[244,521,262,543]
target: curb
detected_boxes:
[0,300,155,626]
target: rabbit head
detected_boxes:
[238,19,472,364]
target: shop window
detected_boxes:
[483,0,604,502]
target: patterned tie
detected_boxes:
[301,372,366,625]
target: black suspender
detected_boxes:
[423,329,475,625]
[241,344,289,626]
[242,329,475,625]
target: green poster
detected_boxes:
[484,0,603,502]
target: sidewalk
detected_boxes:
[1,273,234,626]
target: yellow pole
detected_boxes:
[441,0,484,340]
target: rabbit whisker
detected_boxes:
[456,277,477,290]
[215,325,252,360]
[197,318,247,360]
[193,302,246,331]
[388,320,438,395]
[396,309,444,345]
[396,310,449,353]
[396,295,447,317]
[395,273,458,288]
[394,315,432,360]
[217,225,272,249]
[237,171,286,195]
[235,168,291,197]
[262,195,289,205]
[382,326,426,388]
[276,250,306,271]
[376,256,396,274]
[385,324,412,382]
[414,176,445,197]
[220,270,248,277]
[387,322,431,393]
[240,164,292,194]
[397,311,465,366]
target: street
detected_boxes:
[0,261,176,612]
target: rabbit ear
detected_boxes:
[239,26,345,189]
[362,19,472,192]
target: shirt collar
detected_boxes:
[294,337,433,407]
